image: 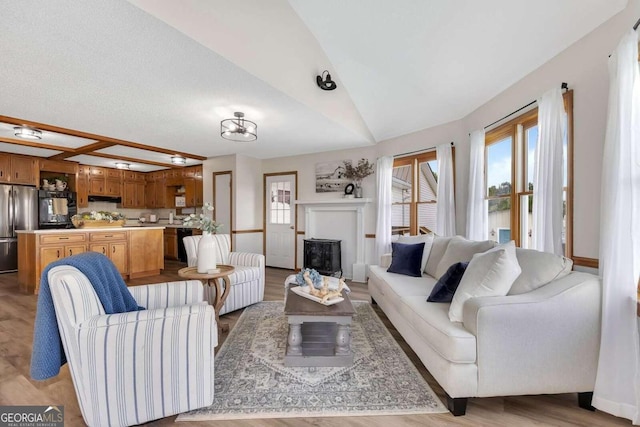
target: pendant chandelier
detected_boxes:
[220,112,257,142]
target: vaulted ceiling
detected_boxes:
[0,0,627,171]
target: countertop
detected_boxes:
[125,223,198,229]
[16,226,166,234]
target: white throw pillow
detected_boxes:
[397,233,434,273]
[435,236,495,279]
[508,248,573,295]
[448,241,521,322]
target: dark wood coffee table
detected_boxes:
[283,287,355,367]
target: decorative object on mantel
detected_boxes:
[72,211,126,228]
[342,158,374,198]
[315,160,350,193]
[183,203,223,273]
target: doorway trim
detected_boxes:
[263,171,298,268]
[212,170,233,250]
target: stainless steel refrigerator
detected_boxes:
[0,184,38,273]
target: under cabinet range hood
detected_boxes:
[88,195,122,203]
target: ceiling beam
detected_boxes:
[48,141,116,160]
[0,115,208,161]
[87,152,176,168]
[0,136,71,152]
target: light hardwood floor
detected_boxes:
[0,261,631,427]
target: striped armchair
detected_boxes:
[47,265,217,427]
[183,234,265,315]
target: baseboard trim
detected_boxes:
[232,229,264,234]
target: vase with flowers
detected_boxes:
[342,158,374,198]
[183,203,223,273]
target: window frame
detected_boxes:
[392,149,452,236]
[484,90,574,258]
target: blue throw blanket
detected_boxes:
[30,252,144,380]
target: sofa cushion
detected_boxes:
[435,236,495,279]
[387,242,425,277]
[425,236,454,277]
[427,262,469,303]
[400,296,477,363]
[397,233,434,273]
[508,248,574,295]
[449,241,521,322]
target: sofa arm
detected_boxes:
[229,252,265,268]
[462,272,601,396]
[129,280,204,309]
[380,253,392,269]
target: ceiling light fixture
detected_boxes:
[171,155,186,165]
[115,162,130,170]
[316,70,337,91]
[220,112,257,142]
[14,126,42,140]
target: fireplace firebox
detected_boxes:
[303,238,342,277]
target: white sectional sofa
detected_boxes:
[368,235,602,415]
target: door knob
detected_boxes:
[290,226,294,230]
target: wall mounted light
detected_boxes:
[115,162,130,170]
[220,112,257,142]
[14,126,42,140]
[171,156,186,165]
[316,70,337,91]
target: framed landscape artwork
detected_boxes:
[316,160,349,193]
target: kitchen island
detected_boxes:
[17,226,165,294]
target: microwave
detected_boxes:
[38,190,77,229]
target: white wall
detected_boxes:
[460,0,640,259]
[201,0,640,266]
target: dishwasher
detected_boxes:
[177,228,193,263]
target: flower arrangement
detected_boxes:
[342,158,374,183]
[76,211,125,222]
[182,202,222,234]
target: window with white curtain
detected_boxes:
[392,152,442,236]
[484,91,573,257]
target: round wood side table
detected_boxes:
[178,265,235,333]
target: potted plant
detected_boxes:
[342,158,374,198]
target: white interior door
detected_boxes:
[265,174,296,269]
[213,173,232,235]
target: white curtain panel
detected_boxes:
[466,130,487,241]
[593,29,640,425]
[435,143,456,236]
[375,156,394,262]
[532,87,566,255]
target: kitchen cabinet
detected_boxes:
[164,228,178,260]
[39,159,78,175]
[0,153,37,185]
[129,228,164,278]
[122,171,146,208]
[18,232,88,293]
[0,154,10,182]
[105,178,121,196]
[17,227,165,293]
[164,169,183,186]
[77,165,89,208]
[10,155,37,185]
[183,166,203,207]
[89,167,105,195]
[90,231,128,275]
[145,171,166,209]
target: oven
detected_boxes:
[38,190,78,229]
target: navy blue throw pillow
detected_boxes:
[427,262,469,302]
[387,242,425,277]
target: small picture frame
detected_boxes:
[344,183,355,195]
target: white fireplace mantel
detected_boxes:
[294,198,372,205]
[295,199,371,282]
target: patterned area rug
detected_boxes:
[176,301,447,421]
